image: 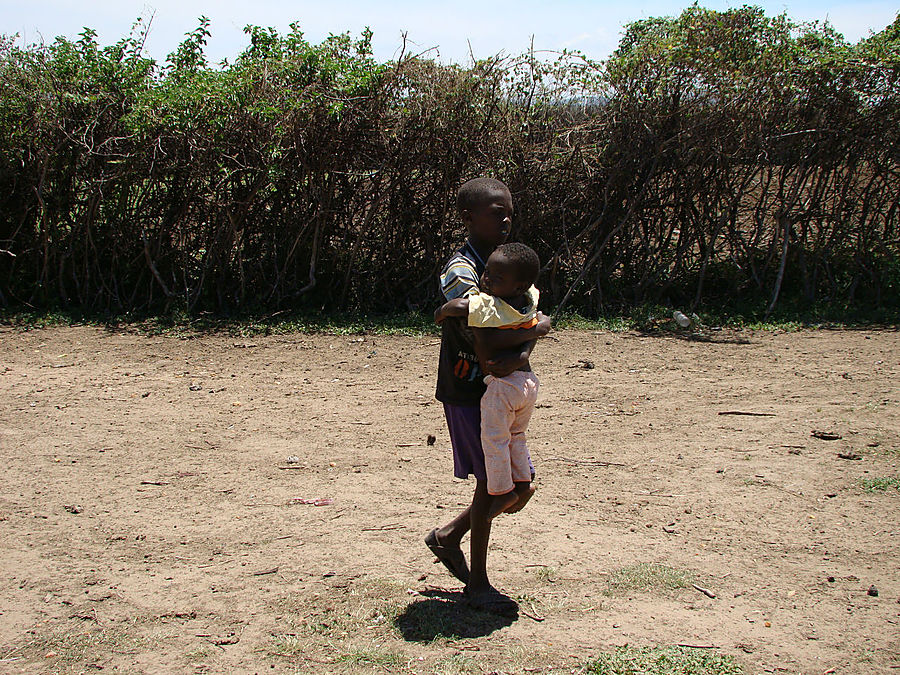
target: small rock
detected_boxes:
[64,504,83,514]
[427,434,436,446]
[867,585,878,597]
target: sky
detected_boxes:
[3,1,898,65]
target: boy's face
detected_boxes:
[462,189,513,249]
[481,252,528,300]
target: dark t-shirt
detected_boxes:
[435,240,487,406]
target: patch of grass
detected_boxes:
[553,305,828,333]
[553,312,636,331]
[394,595,516,642]
[733,318,803,331]
[431,652,481,674]
[392,599,464,643]
[184,644,215,661]
[532,565,557,582]
[27,625,151,672]
[605,563,694,594]
[6,300,895,336]
[0,307,439,337]
[132,310,440,338]
[269,634,306,657]
[859,476,900,493]
[267,578,409,664]
[336,645,405,668]
[584,645,744,674]
[0,306,656,334]
[0,309,84,331]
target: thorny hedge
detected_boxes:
[1,6,898,317]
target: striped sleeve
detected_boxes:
[440,255,480,301]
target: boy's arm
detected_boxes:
[434,297,469,323]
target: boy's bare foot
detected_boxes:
[487,491,520,520]
[504,482,535,514]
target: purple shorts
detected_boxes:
[443,403,486,481]
[443,403,536,481]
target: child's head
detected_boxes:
[481,242,540,300]
[457,178,513,249]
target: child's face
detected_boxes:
[463,189,513,249]
[481,252,528,300]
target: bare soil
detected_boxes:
[0,325,898,674]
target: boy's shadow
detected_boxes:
[394,588,516,641]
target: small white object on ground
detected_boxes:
[673,310,692,328]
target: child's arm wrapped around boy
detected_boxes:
[435,292,550,378]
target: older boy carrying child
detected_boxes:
[425,178,550,615]
[435,242,542,520]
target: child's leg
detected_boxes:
[504,477,535,514]
[480,378,520,520]
[505,373,539,514]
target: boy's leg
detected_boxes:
[428,404,481,584]
[430,476,502,591]
[467,478,492,590]
[433,404,516,613]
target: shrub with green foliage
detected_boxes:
[0,7,897,318]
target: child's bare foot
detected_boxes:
[487,490,520,520]
[504,482,535,514]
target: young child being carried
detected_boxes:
[435,242,541,520]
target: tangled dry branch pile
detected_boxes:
[1,7,898,316]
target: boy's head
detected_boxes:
[481,242,540,300]
[457,178,513,249]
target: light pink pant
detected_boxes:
[481,371,540,495]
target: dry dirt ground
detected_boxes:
[0,324,898,675]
